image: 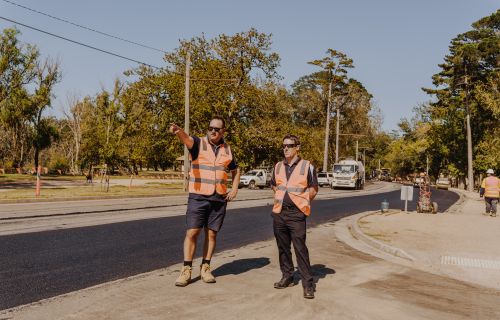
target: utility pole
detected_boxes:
[464,61,474,191]
[466,111,473,191]
[183,52,191,191]
[335,103,340,163]
[358,146,371,182]
[363,148,366,182]
[180,51,237,191]
[426,155,429,176]
[322,82,333,172]
[355,140,359,162]
[338,133,365,162]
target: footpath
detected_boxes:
[342,188,500,291]
[2,185,500,319]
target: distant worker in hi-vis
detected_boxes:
[480,169,499,217]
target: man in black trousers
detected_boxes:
[270,134,318,299]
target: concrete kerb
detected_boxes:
[349,210,416,262]
[443,188,467,214]
[449,187,478,201]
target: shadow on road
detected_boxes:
[312,264,336,284]
[213,257,270,277]
[290,263,336,286]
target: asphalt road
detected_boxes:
[0,187,458,310]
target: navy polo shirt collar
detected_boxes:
[284,156,301,166]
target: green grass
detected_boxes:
[0,183,185,200]
[0,172,182,181]
[0,174,94,182]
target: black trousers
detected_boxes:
[272,206,313,288]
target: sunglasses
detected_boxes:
[208,126,223,132]
[282,143,297,149]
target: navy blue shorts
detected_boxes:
[186,198,228,232]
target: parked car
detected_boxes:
[317,172,333,187]
[380,168,392,182]
[413,176,423,187]
[436,176,451,190]
[239,169,271,189]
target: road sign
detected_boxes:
[401,186,413,201]
[401,186,413,212]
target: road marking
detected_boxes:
[441,256,500,270]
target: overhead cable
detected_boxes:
[1,0,167,53]
[0,15,161,69]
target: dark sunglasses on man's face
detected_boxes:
[282,143,297,149]
[208,126,222,133]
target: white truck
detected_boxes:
[330,159,365,190]
[239,169,271,189]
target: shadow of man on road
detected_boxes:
[291,263,336,286]
[213,257,270,277]
[312,264,335,284]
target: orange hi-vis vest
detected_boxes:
[188,136,233,196]
[482,176,500,198]
[272,159,311,216]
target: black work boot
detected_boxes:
[274,276,294,289]
[303,286,315,299]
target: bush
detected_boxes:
[48,156,70,174]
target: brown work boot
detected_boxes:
[274,276,294,289]
[175,265,192,287]
[200,263,216,283]
[303,286,315,299]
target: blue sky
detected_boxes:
[1,0,497,131]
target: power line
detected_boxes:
[1,0,167,53]
[0,15,161,69]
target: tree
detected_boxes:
[125,28,284,171]
[308,49,354,170]
[0,28,39,168]
[384,106,431,178]
[63,95,86,174]
[423,10,499,186]
[30,58,61,169]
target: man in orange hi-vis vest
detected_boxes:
[480,169,500,217]
[169,116,240,287]
[271,134,318,299]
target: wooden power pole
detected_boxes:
[183,52,191,191]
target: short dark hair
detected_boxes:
[283,134,300,145]
[211,116,226,128]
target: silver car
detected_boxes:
[436,177,450,190]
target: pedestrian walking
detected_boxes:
[169,116,240,286]
[480,169,500,217]
[270,134,318,299]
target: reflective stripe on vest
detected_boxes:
[483,176,500,198]
[272,159,311,216]
[189,136,233,196]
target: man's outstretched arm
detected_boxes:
[169,123,194,149]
